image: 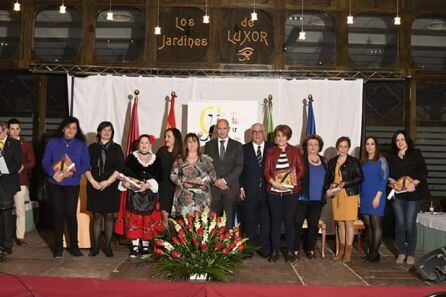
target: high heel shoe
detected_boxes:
[287,251,295,263]
[104,245,114,258]
[268,251,280,262]
[89,246,100,257]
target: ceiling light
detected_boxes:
[13,1,20,12]
[59,2,66,14]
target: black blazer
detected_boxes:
[325,155,363,197]
[301,154,328,204]
[388,148,430,201]
[240,141,275,195]
[205,138,243,191]
[0,137,22,208]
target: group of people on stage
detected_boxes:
[0,116,429,266]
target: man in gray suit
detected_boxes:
[205,119,243,229]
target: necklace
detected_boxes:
[63,138,76,148]
[309,155,320,164]
[139,150,150,156]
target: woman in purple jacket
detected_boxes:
[42,116,90,258]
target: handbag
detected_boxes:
[126,189,157,215]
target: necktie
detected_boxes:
[256,145,262,166]
[219,140,226,160]
[0,140,4,151]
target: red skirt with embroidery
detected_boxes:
[115,191,164,240]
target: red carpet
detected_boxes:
[0,274,444,297]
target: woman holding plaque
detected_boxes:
[360,137,388,262]
[264,125,305,263]
[85,122,125,257]
[42,116,90,258]
[388,130,429,265]
[116,134,163,257]
[156,128,183,227]
[170,133,216,217]
[325,136,363,263]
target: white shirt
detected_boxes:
[218,137,229,156]
[252,141,265,158]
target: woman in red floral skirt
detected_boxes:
[115,134,164,257]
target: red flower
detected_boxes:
[210,211,217,218]
[215,242,222,250]
[193,239,199,247]
[178,229,185,236]
[187,224,193,230]
[154,239,164,246]
[222,248,228,255]
[194,210,200,217]
[197,228,204,236]
[230,242,236,249]
[235,236,242,242]
[217,217,222,223]
[219,226,226,233]
[234,226,240,233]
[171,237,179,244]
[171,251,179,258]
[187,215,194,223]
[148,135,156,144]
[211,228,217,235]
[225,232,231,239]
[200,244,207,251]
[219,234,225,241]
[179,236,186,244]
[238,245,245,251]
[178,219,185,226]
[154,248,163,255]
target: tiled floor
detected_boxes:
[0,230,431,286]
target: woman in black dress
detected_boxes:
[156,128,182,227]
[85,122,124,257]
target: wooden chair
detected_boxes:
[335,219,365,255]
[302,219,326,258]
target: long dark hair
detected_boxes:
[390,130,414,156]
[96,121,114,142]
[165,128,183,159]
[183,133,201,161]
[53,116,85,141]
[360,136,381,164]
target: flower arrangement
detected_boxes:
[147,207,248,281]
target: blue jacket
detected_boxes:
[42,137,90,186]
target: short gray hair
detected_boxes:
[0,120,7,130]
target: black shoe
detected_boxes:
[287,251,295,263]
[307,251,316,259]
[53,248,63,258]
[89,246,100,257]
[104,245,114,258]
[368,253,380,262]
[4,247,12,255]
[268,251,280,262]
[70,247,83,257]
[129,246,139,258]
[243,251,254,259]
[141,247,150,255]
[0,249,7,262]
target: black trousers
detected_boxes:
[0,185,14,250]
[267,192,299,253]
[295,200,323,252]
[211,187,238,229]
[48,183,80,250]
[243,188,271,255]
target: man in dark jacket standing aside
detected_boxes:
[0,120,22,259]
[240,123,274,258]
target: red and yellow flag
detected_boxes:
[166,91,177,129]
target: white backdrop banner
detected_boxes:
[187,101,258,144]
[68,75,363,155]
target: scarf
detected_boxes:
[97,141,113,176]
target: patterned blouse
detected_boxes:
[170,154,217,216]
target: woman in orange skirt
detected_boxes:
[325,136,363,263]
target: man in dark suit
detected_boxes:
[0,120,22,257]
[240,123,274,258]
[205,119,243,229]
